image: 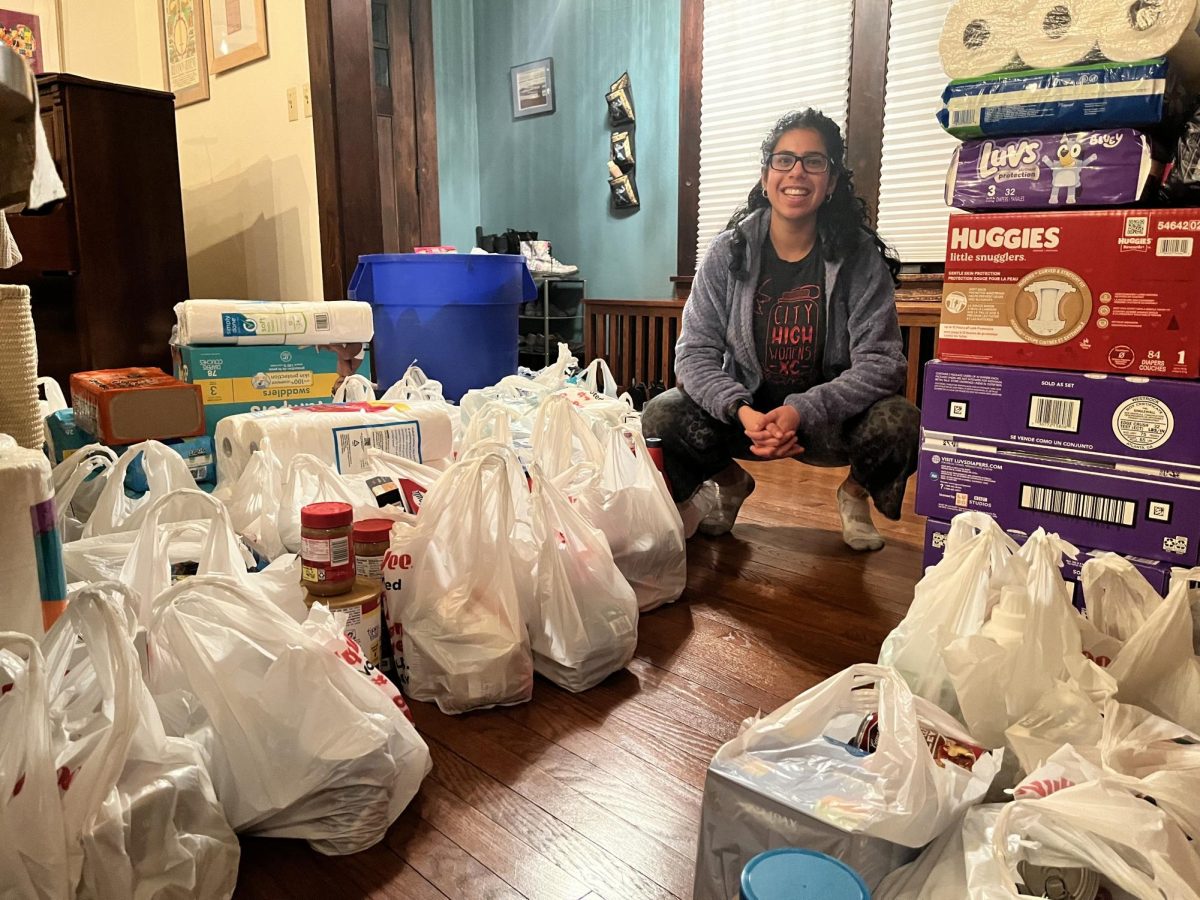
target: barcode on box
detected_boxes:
[1020,484,1136,527]
[1156,237,1194,257]
[951,108,979,128]
[1027,395,1081,432]
[314,313,330,331]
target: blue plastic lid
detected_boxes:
[740,849,870,900]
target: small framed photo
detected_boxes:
[207,0,268,75]
[510,57,554,119]
[160,0,209,108]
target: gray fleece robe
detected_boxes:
[675,207,907,432]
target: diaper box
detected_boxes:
[916,436,1200,566]
[921,518,1173,613]
[173,343,372,437]
[921,360,1200,473]
[939,209,1200,377]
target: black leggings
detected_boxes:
[641,387,920,520]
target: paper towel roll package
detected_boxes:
[946,129,1154,210]
[939,59,1170,139]
[1099,0,1200,90]
[215,400,455,485]
[175,300,374,346]
[1014,0,1107,71]
[0,438,66,636]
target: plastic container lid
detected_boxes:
[353,518,395,543]
[301,502,354,529]
[740,849,870,900]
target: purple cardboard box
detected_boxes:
[921,518,1173,612]
[922,360,1200,475]
[946,129,1153,210]
[916,438,1200,565]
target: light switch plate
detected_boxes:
[302,83,312,117]
[286,86,299,121]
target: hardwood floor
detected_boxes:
[234,462,926,900]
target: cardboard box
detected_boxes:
[44,408,96,464]
[921,518,1173,613]
[939,209,1200,377]
[71,368,205,445]
[922,360,1200,474]
[173,344,372,437]
[916,437,1200,565]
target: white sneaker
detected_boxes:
[698,466,755,536]
[678,482,718,539]
[838,484,884,551]
[521,239,579,277]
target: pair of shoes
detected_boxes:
[521,240,579,277]
[838,483,885,551]
[698,466,756,536]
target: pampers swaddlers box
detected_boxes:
[173,344,372,438]
[939,209,1200,377]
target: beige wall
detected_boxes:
[59,0,323,300]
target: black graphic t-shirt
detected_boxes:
[752,236,825,409]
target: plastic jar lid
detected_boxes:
[740,849,870,900]
[301,502,354,529]
[353,518,395,543]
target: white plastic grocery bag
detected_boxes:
[712,664,998,847]
[401,449,534,714]
[527,464,638,692]
[0,632,70,900]
[116,488,307,623]
[878,758,1200,899]
[1076,560,1200,732]
[943,530,1092,748]
[147,575,430,855]
[42,583,239,900]
[50,444,119,542]
[879,511,1019,715]
[81,441,197,538]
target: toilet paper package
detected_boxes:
[1098,0,1200,91]
[921,518,1173,612]
[939,59,1171,139]
[939,208,1200,377]
[916,436,1200,565]
[921,360,1200,473]
[175,300,374,346]
[215,400,454,486]
[946,129,1155,210]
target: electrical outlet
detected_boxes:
[286,87,299,122]
[302,82,312,118]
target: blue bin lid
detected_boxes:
[740,849,870,900]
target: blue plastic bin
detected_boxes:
[740,849,870,900]
[348,253,537,401]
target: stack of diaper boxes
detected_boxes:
[920,57,1200,607]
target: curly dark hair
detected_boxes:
[725,108,900,284]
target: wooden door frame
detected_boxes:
[674,0,892,280]
[306,0,440,300]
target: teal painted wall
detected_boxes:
[432,0,482,253]
[435,0,680,299]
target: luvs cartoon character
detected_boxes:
[1041,136,1099,205]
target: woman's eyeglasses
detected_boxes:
[765,151,832,174]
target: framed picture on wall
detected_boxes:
[160,0,209,107]
[0,7,43,73]
[510,57,554,119]
[207,0,268,74]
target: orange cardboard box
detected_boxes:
[70,367,206,445]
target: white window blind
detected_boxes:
[876,0,963,263]
[695,0,854,264]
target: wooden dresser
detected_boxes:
[6,74,189,388]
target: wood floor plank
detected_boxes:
[423,737,680,900]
